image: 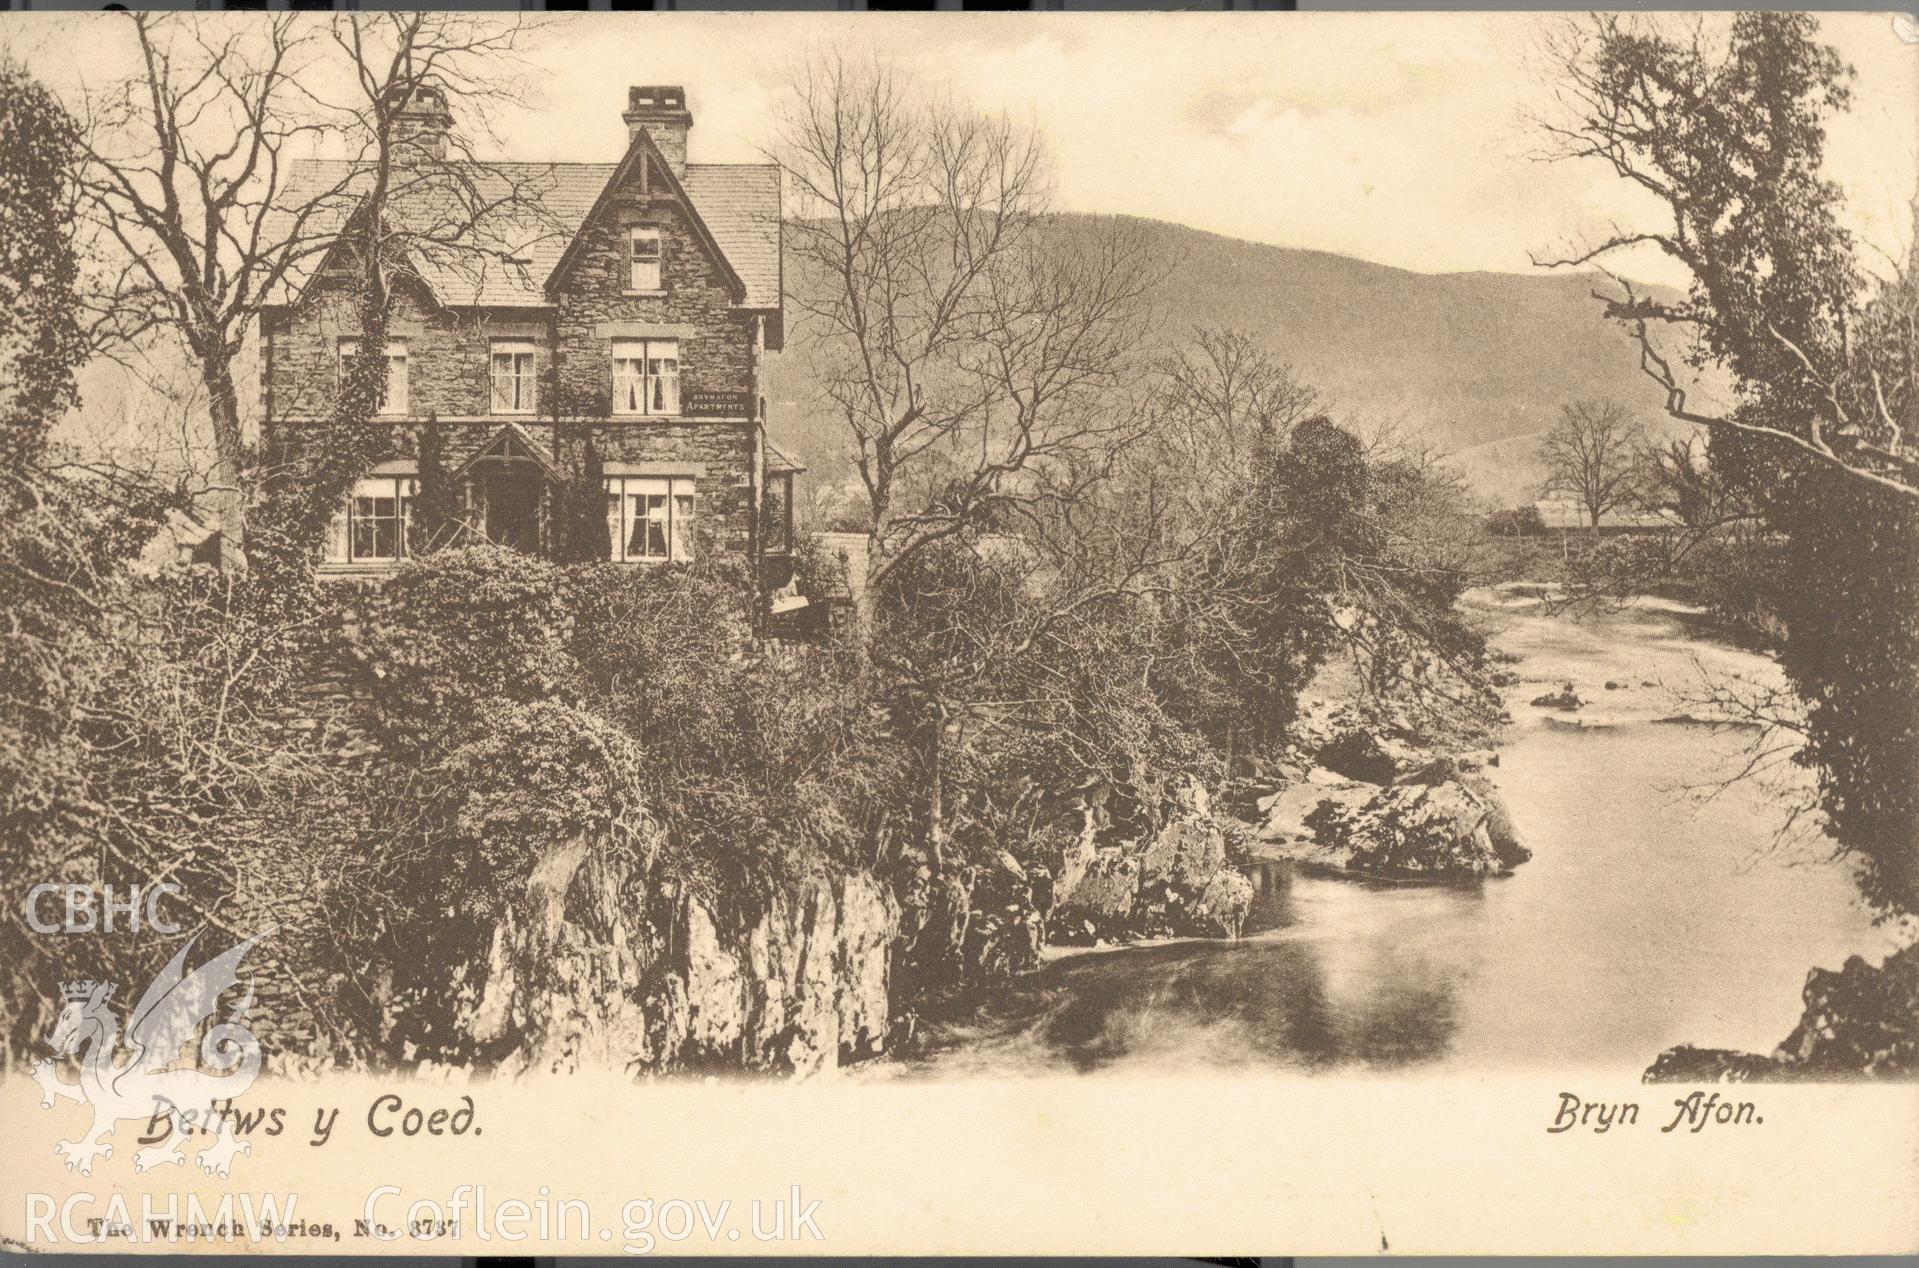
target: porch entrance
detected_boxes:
[451,424,561,557]
[479,463,542,553]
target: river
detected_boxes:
[871,589,1905,1080]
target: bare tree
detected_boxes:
[73,12,551,560]
[73,15,342,552]
[1538,400,1643,529]
[772,53,1161,589]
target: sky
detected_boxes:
[9,11,1916,288]
[496,11,1918,287]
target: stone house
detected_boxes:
[262,85,799,581]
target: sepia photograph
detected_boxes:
[0,7,1915,1255]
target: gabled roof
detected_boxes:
[451,422,564,483]
[266,151,781,312]
[544,127,744,303]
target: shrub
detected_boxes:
[421,699,651,917]
[358,545,579,755]
[1485,504,1546,538]
[574,559,902,911]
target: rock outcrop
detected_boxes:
[1255,771,1374,848]
[1253,761,1529,881]
[1049,782,1254,945]
[1646,942,1919,1082]
[421,842,897,1078]
[895,849,1048,995]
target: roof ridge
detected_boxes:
[273,146,779,311]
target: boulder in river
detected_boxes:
[1049,846,1140,944]
[1530,682,1584,710]
[1137,794,1255,939]
[1301,776,1531,879]
[1140,810,1226,897]
[1642,1045,1802,1083]
[1184,867,1255,938]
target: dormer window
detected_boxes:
[629,227,662,292]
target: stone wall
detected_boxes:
[549,188,754,411]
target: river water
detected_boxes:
[874,591,1905,1080]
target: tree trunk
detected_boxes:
[925,700,947,876]
[200,351,249,567]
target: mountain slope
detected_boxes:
[764,215,1700,508]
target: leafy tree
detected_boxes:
[1541,13,1919,911]
[0,55,93,853]
[1538,400,1645,529]
[0,62,173,1058]
[1173,415,1367,750]
[0,59,86,473]
[1123,331,1487,754]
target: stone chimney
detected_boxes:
[392,84,452,164]
[623,85,692,177]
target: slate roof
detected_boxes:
[765,440,806,475]
[267,156,780,311]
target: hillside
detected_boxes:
[764,215,1700,509]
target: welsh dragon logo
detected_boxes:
[31,929,273,1178]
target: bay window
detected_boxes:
[490,340,536,414]
[611,338,679,416]
[338,338,408,416]
[604,475,696,563]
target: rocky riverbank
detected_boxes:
[397,842,898,1078]
[1646,941,1919,1082]
[1005,631,1526,957]
[1047,779,1257,946]
[1237,683,1529,883]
